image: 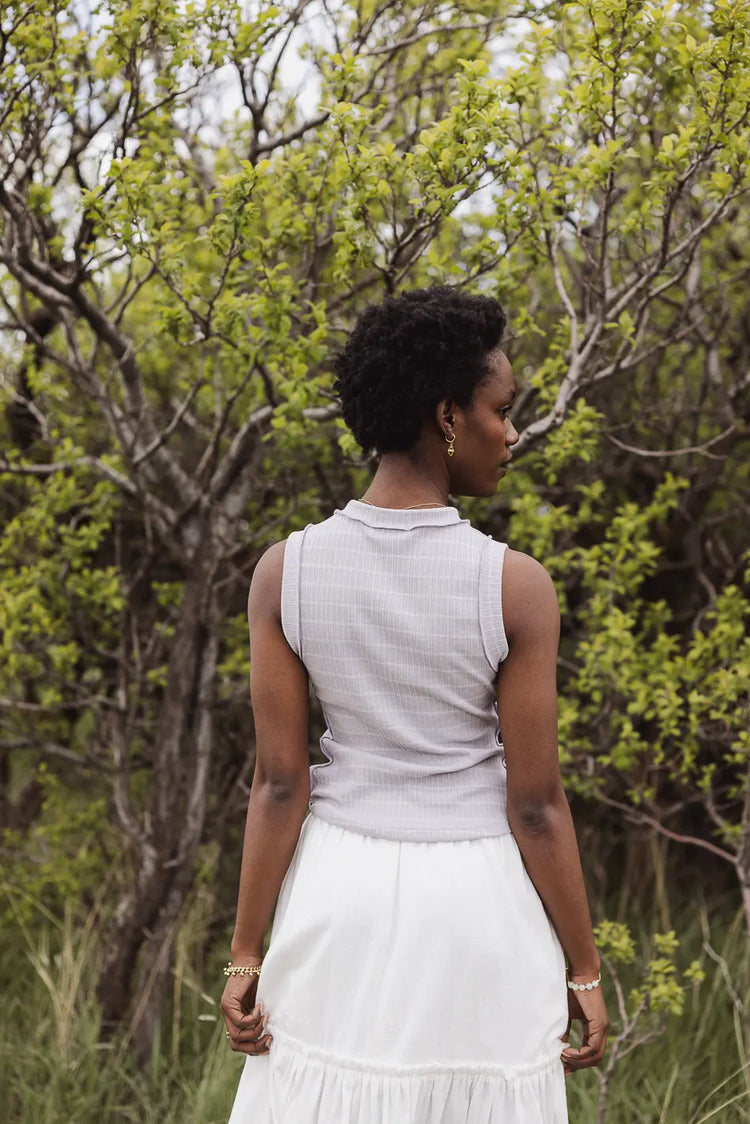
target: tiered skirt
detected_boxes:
[228,815,568,1123]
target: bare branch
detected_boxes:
[0,453,137,493]
[598,794,735,865]
[607,423,736,460]
[363,19,496,57]
[254,111,331,155]
[551,226,580,358]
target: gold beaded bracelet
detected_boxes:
[224,962,263,977]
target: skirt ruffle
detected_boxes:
[231,1029,567,1123]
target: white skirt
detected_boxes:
[229,815,568,1124]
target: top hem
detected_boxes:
[307,808,512,844]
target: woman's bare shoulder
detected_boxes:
[502,548,560,642]
[248,540,289,618]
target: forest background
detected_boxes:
[1,0,749,1120]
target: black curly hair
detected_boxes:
[334,286,507,454]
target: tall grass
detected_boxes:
[1,886,748,1123]
[566,905,750,1123]
[1,884,241,1124]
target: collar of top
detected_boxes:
[339,499,465,530]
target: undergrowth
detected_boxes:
[1,886,747,1123]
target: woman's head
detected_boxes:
[334,286,518,497]
[334,286,507,455]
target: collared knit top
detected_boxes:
[280,499,510,842]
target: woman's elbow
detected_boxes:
[253,763,310,806]
[263,779,307,805]
[508,786,567,836]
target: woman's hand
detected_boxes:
[220,970,273,1056]
[560,984,609,1075]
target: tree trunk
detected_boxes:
[98,529,222,1065]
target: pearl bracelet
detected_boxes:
[224,962,263,977]
[566,971,601,992]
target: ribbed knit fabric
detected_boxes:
[281,500,510,842]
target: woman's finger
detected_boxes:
[235,1010,267,1039]
[233,1002,264,1032]
[561,1043,598,1072]
[228,1024,273,1055]
[561,1016,608,1071]
[584,1016,608,1062]
[562,987,609,1072]
[225,1002,273,1055]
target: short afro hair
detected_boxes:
[334,286,506,454]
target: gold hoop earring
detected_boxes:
[445,431,456,457]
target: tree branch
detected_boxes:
[598,794,735,865]
[606,423,736,460]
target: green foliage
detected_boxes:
[561,484,749,850]
[0,457,122,766]
[595,919,636,965]
[596,920,702,1023]
[2,766,112,920]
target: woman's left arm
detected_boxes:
[221,540,311,1054]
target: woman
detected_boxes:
[222,287,608,1123]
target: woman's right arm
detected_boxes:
[497,548,609,1074]
[220,540,311,1057]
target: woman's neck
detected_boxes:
[360,453,449,509]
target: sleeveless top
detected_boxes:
[280,500,511,842]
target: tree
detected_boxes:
[1,0,749,1062]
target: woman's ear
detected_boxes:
[436,398,455,431]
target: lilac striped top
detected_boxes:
[280,499,511,842]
